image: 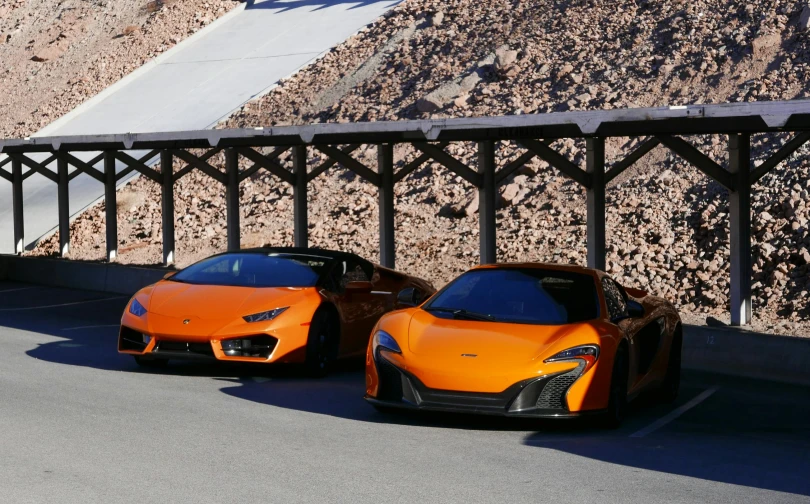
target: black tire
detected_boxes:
[660,326,682,403]
[304,308,339,378]
[602,345,629,429]
[133,355,168,369]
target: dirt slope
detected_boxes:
[30,0,810,335]
[0,0,238,139]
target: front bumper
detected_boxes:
[367,356,605,418]
[118,325,280,363]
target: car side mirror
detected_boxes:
[627,300,645,318]
[345,281,373,294]
[163,271,177,279]
[397,287,418,307]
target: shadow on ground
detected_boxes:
[524,373,810,497]
[5,281,809,497]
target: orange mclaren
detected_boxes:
[365,263,682,426]
[119,247,434,375]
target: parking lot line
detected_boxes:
[0,296,127,311]
[63,324,121,331]
[630,386,720,438]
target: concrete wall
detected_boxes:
[0,255,168,295]
[683,325,810,387]
[1,255,808,386]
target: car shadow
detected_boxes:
[523,374,810,497]
[216,366,594,431]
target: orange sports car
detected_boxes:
[119,247,434,375]
[365,263,682,426]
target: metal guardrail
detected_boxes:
[2,100,810,326]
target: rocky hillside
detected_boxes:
[31,0,810,335]
[0,0,238,139]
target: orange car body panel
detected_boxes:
[365,262,680,414]
[120,258,434,364]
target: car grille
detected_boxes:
[220,335,278,359]
[154,340,215,357]
[535,361,585,410]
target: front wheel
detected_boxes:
[601,346,628,429]
[304,308,339,378]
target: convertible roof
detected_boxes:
[240,246,375,273]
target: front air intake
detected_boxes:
[535,361,585,410]
[119,326,148,352]
[220,335,278,358]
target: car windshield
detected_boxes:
[425,268,599,325]
[168,253,330,288]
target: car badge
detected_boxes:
[461,354,477,358]
[183,319,191,325]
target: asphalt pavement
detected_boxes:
[0,0,403,253]
[0,280,808,503]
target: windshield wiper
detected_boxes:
[424,307,497,322]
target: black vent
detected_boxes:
[536,362,584,410]
[220,335,278,358]
[154,340,215,357]
[119,326,147,352]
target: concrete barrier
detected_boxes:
[1,255,808,386]
[683,325,810,387]
[0,255,167,295]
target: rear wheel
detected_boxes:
[304,308,339,378]
[133,355,168,369]
[601,346,628,429]
[660,325,682,403]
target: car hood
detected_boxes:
[147,281,311,318]
[404,309,585,392]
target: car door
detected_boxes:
[329,259,386,357]
[602,276,664,392]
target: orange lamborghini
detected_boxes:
[365,263,682,426]
[119,247,434,375]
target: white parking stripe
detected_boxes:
[0,297,127,311]
[0,287,39,293]
[63,324,121,331]
[630,387,720,438]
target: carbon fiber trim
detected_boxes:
[536,361,585,410]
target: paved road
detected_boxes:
[1,281,809,503]
[0,0,402,253]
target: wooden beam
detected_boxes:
[114,151,161,183]
[520,139,592,188]
[604,137,660,184]
[7,153,59,183]
[394,152,430,184]
[495,150,537,185]
[657,135,733,190]
[393,142,450,184]
[413,142,482,187]
[236,146,294,185]
[315,145,380,186]
[56,152,105,183]
[307,144,361,182]
[751,131,810,184]
[173,149,226,184]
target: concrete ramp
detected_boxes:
[0,0,402,253]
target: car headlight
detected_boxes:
[129,298,147,317]
[372,330,402,355]
[243,307,288,323]
[544,344,600,373]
